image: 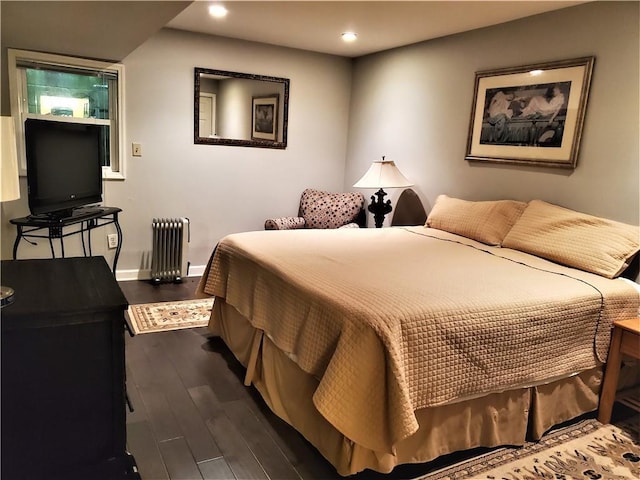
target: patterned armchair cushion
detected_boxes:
[264,216,306,230]
[299,189,365,229]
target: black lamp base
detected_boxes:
[367,188,393,228]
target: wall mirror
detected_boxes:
[194,67,289,149]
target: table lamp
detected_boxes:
[353,156,413,228]
[1,116,21,306]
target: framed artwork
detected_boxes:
[252,95,279,141]
[465,56,594,169]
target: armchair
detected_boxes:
[265,188,366,230]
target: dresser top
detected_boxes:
[1,257,128,330]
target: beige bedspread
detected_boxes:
[198,227,639,454]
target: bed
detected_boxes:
[197,196,640,475]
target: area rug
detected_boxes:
[127,298,214,334]
[421,418,640,479]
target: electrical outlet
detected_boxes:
[107,234,118,249]
[132,143,142,156]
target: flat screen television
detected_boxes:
[25,119,103,218]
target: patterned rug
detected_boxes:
[421,418,640,479]
[127,298,214,334]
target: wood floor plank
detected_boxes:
[137,385,184,442]
[189,385,268,480]
[203,416,268,480]
[197,457,237,480]
[191,326,211,336]
[158,437,203,480]
[156,329,214,389]
[224,399,302,480]
[244,395,340,479]
[126,420,169,480]
[164,329,250,403]
[243,388,311,462]
[125,369,147,425]
[126,333,165,389]
[142,334,223,462]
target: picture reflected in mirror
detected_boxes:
[194,67,289,149]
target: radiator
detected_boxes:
[150,218,190,284]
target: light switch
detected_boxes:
[132,143,142,156]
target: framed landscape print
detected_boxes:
[252,95,279,141]
[465,57,594,169]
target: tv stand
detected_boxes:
[37,208,76,220]
[28,206,107,221]
[11,206,122,273]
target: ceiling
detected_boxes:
[1,1,192,62]
[0,1,587,62]
[167,1,587,58]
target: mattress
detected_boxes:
[198,226,639,456]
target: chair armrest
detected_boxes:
[264,216,306,230]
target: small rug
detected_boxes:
[127,298,214,334]
[421,418,640,479]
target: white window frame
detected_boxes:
[8,48,126,180]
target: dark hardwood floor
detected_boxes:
[120,278,364,480]
[118,278,636,480]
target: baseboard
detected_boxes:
[116,264,206,282]
[188,264,207,278]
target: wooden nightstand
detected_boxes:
[598,318,640,424]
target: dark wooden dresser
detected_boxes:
[1,257,138,479]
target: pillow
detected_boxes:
[502,200,640,278]
[425,195,528,246]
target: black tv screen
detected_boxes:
[25,119,103,217]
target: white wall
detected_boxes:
[112,29,353,277]
[2,29,353,277]
[346,2,639,226]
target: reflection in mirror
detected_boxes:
[194,67,289,149]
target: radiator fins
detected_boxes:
[150,218,190,285]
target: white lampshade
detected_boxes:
[1,117,20,202]
[353,158,413,189]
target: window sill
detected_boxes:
[103,169,125,181]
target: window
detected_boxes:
[8,49,125,179]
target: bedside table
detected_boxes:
[597,318,640,424]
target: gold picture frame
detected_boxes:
[465,57,595,169]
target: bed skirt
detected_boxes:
[210,299,602,476]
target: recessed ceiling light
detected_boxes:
[529,69,544,76]
[341,32,358,42]
[208,4,228,18]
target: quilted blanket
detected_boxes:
[198,227,639,454]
